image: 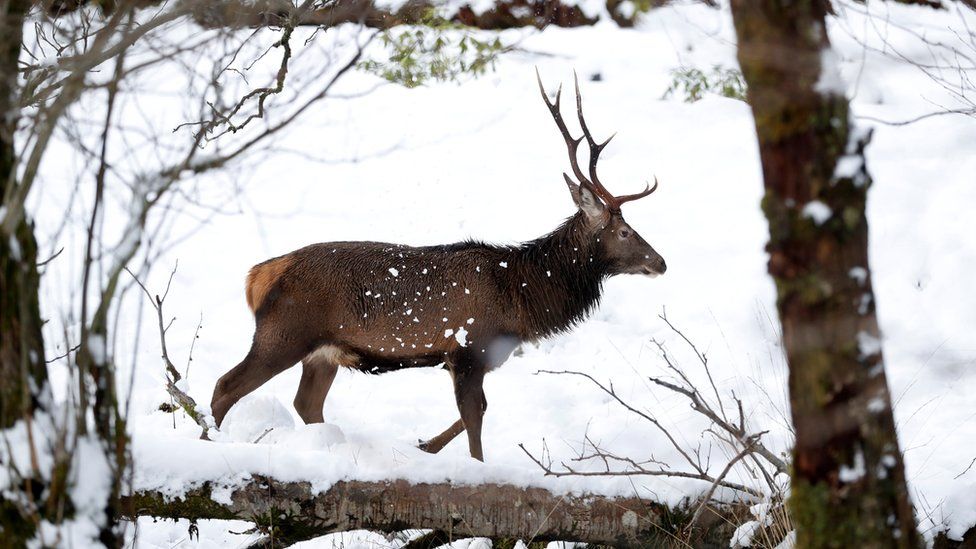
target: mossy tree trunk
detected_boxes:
[729,2,920,548]
[0,1,54,545]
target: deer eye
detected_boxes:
[618,229,631,239]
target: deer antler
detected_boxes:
[536,69,659,212]
[536,69,590,192]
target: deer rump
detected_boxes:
[245,240,528,375]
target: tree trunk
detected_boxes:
[0,0,42,428]
[0,1,53,545]
[124,477,730,547]
[729,2,920,548]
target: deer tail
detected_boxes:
[245,256,292,315]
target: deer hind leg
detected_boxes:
[426,336,520,461]
[418,393,486,454]
[448,351,488,461]
[293,348,341,424]
[210,327,308,429]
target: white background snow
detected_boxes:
[30,1,976,547]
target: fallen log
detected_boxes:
[124,477,732,547]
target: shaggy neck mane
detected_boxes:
[506,212,610,340]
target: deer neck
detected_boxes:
[508,213,609,341]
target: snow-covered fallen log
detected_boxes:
[124,477,725,547]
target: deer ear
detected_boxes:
[563,174,606,219]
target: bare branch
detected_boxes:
[125,265,214,436]
[535,369,705,473]
[687,437,763,529]
[518,443,763,498]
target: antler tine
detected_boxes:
[572,71,617,208]
[536,68,591,189]
[540,70,661,212]
[613,176,660,206]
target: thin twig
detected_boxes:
[857,108,975,126]
[535,369,703,474]
[955,456,976,479]
[688,437,761,529]
[125,265,213,437]
[518,443,762,497]
[185,312,203,379]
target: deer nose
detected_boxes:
[658,258,667,274]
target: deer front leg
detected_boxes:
[211,336,304,428]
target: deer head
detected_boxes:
[537,71,667,277]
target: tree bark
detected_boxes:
[0,1,55,546]
[124,478,687,547]
[730,2,920,548]
[0,0,43,429]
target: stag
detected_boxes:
[208,73,666,461]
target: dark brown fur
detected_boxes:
[210,210,664,460]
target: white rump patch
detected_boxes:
[305,344,359,366]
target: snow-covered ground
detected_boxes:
[35,1,976,547]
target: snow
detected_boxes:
[1,414,57,494]
[857,330,883,358]
[815,47,847,96]
[455,326,469,346]
[175,378,189,394]
[775,531,796,549]
[24,1,976,546]
[3,413,113,547]
[220,394,296,443]
[616,1,636,20]
[30,517,102,549]
[801,201,832,225]
[868,397,887,413]
[87,334,108,364]
[729,502,779,548]
[834,154,863,180]
[389,267,399,277]
[839,448,866,483]
[730,503,776,548]
[8,234,21,260]
[70,436,113,517]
